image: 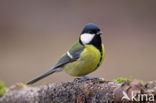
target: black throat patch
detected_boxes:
[89,35,102,52]
[90,35,103,68]
[79,35,102,52]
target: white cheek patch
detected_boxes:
[80,33,95,44]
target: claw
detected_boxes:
[74,76,105,83]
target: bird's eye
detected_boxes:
[89,31,94,34]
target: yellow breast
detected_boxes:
[64,45,104,76]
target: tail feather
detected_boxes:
[26,68,61,85]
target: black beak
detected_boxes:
[97,31,103,35]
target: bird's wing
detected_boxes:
[27,41,84,85]
[54,41,84,68]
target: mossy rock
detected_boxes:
[112,77,144,84]
[0,81,8,96]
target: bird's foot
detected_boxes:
[74,76,105,83]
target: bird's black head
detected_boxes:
[81,23,102,35]
[79,23,103,52]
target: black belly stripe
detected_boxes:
[80,34,103,69]
[88,35,103,69]
[96,45,103,68]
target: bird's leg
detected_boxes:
[74,75,104,82]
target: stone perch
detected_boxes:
[0,80,156,103]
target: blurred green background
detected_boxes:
[0,1,156,86]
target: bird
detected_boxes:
[27,23,105,85]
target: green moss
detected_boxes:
[113,77,133,83]
[112,77,144,84]
[0,81,8,96]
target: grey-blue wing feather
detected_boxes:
[26,41,84,85]
[54,42,84,68]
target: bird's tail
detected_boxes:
[26,67,61,85]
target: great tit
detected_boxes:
[27,23,105,85]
